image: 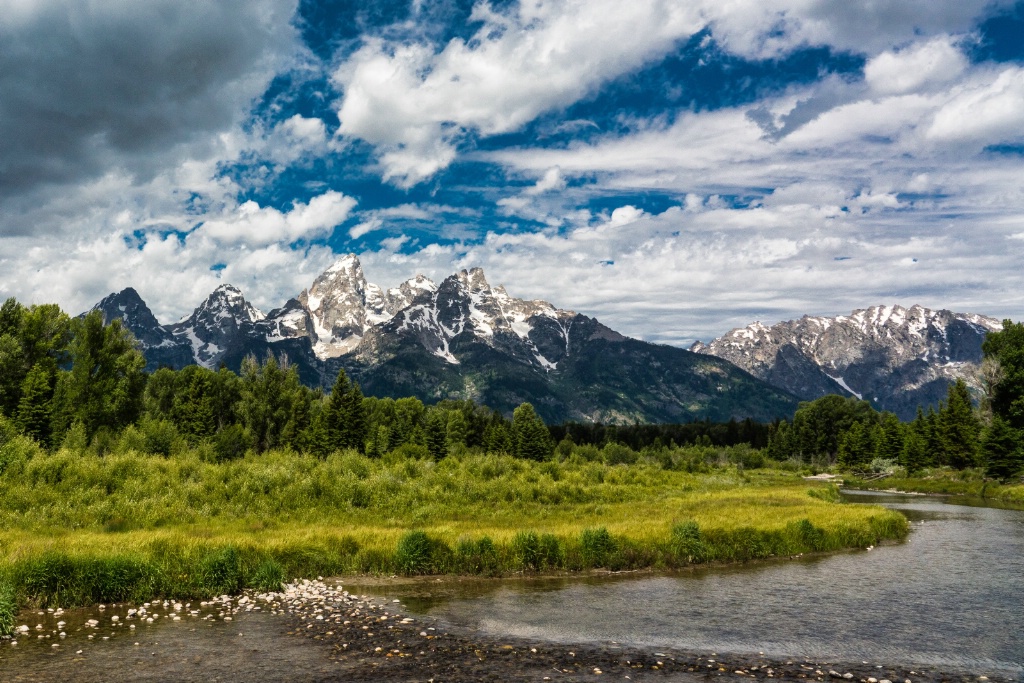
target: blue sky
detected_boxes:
[2,0,1024,344]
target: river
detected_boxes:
[351,491,1024,674]
[2,490,1021,680]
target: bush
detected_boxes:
[580,527,615,567]
[213,424,252,462]
[140,417,180,457]
[251,558,284,591]
[602,442,638,465]
[670,521,706,563]
[511,531,540,570]
[394,530,448,575]
[201,546,243,594]
[388,442,431,460]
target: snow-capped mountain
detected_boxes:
[85,255,799,424]
[167,284,264,369]
[261,254,437,359]
[691,304,1003,418]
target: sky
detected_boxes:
[2,0,1024,345]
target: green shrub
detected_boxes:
[251,558,284,591]
[213,424,252,462]
[394,530,445,575]
[511,530,540,570]
[670,521,706,563]
[140,417,180,457]
[794,518,826,552]
[602,443,639,465]
[580,527,615,567]
[201,546,243,594]
[389,442,431,460]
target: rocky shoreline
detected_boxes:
[273,579,1016,683]
[0,579,1017,682]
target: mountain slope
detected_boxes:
[692,304,1002,419]
[86,257,799,423]
[87,287,193,371]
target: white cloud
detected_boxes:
[524,167,567,195]
[200,191,356,247]
[927,67,1024,146]
[331,0,706,186]
[864,37,968,96]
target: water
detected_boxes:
[351,491,1024,673]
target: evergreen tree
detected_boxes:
[15,363,54,444]
[981,416,1024,482]
[900,429,927,474]
[483,420,513,454]
[446,410,468,451]
[938,379,981,469]
[236,354,302,452]
[171,367,217,442]
[51,311,146,440]
[837,421,874,470]
[424,409,448,459]
[513,402,552,461]
[340,383,367,451]
[875,412,904,462]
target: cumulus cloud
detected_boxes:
[199,191,356,247]
[331,0,706,186]
[864,37,969,96]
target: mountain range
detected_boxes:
[88,255,798,424]
[691,305,1002,420]
[90,255,1004,423]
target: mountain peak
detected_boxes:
[696,303,1002,418]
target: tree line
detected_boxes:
[0,299,555,461]
[766,319,1024,482]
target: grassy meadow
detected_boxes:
[0,435,908,633]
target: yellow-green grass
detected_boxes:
[0,437,908,627]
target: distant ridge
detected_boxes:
[691,304,1002,419]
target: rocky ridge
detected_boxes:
[692,304,1003,419]
[86,255,798,424]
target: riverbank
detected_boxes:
[843,468,1024,507]
[0,450,908,628]
[2,579,1014,683]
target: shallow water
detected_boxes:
[348,491,1024,674]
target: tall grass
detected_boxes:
[0,438,908,632]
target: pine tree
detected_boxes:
[15,363,54,445]
[424,409,448,460]
[513,402,552,461]
[838,422,871,470]
[900,429,927,474]
[875,412,905,462]
[339,383,367,452]
[938,379,982,469]
[446,410,468,451]
[981,416,1024,482]
[483,420,513,454]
